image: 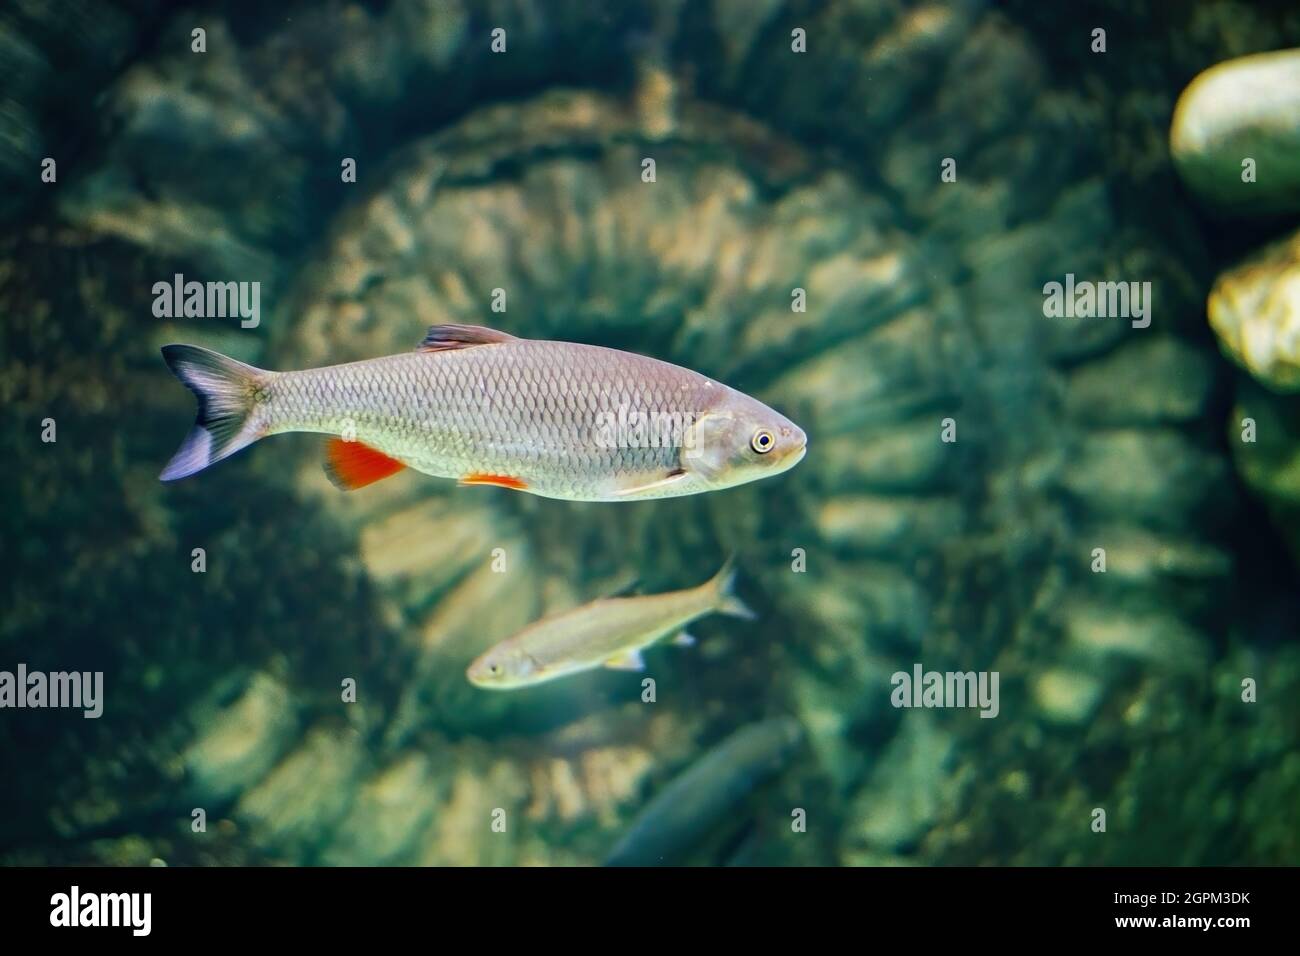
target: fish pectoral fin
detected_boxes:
[417,324,517,352]
[603,649,646,672]
[671,631,696,647]
[460,472,529,491]
[323,438,407,491]
[611,468,688,498]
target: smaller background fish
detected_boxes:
[466,558,754,690]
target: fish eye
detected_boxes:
[488,663,503,676]
[750,429,775,454]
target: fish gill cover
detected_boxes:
[0,0,1299,868]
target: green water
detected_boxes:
[3,0,1299,867]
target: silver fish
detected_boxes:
[466,559,753,689]
[159,324,807,501]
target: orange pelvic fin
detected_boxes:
[460,472,529,491]
[324,438,406,491]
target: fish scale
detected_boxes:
[265,342,705,498]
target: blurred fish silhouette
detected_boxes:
[604,717,804,867]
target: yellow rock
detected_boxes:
[1171,50,1300,216]
[1209,228,1300,391]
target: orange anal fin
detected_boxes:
[324,438,406,491]
[459,472,529,491]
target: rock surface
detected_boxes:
[1171,49,1300,216]
[1209,227,1300,391]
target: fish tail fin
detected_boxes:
[159,344,271,481]
[710,554,757,621]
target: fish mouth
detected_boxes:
[783,436,808,468]
[466,668,509,690]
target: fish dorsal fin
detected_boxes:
[604,649,646,672]
[324,438,406,491]
[417,324,517,352]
